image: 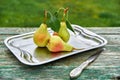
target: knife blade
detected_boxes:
[69,48,105,79]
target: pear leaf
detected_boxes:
[48,12,60,32]
[66,19,75,33]
[54,11,58,18]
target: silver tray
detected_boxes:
[4,25,107,66]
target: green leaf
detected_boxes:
[66,19,75,33]
[47,12,60,32]
[54,11,58,18]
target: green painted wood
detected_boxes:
[0,27,120,80]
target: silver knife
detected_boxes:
[70,48,105,78]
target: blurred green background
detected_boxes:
[0,0,120,27]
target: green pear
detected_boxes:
[58,21,70,42]
[46,35,73,52]
[33,23,50,47]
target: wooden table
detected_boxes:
[0,27,120,80]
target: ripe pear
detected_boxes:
[46,35,73,52]
[58,22,70,42]
[33,23,50,47]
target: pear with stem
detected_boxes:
[33,11,50,47]
[58,8,70,42]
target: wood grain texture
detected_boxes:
[0,27,120,80]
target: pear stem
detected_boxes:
[62,8,69,21]
[73,48,84,51]
[53,32,59,36]
[43,10,47,24]
[64,8,69,15]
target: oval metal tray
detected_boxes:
[4,25,107,66]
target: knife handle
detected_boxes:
[70,60,90,78]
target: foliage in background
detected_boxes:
[0,0,120,27]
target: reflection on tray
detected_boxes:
[34,47,69,61]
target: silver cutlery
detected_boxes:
[70,48,105,78]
